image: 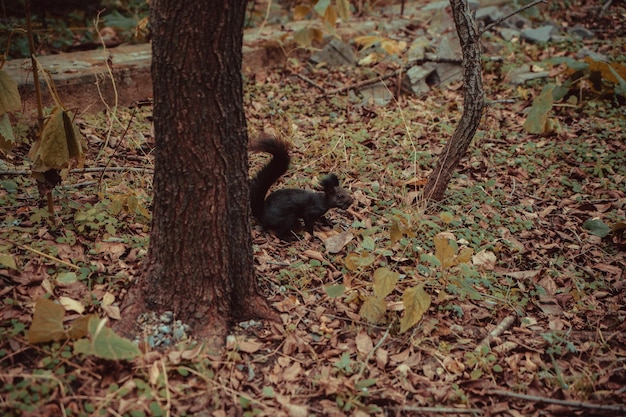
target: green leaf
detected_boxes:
[336,0,351,20]
[325,284,346,298]
[74,316,140,360]
[362,236,375,251]
[372,267,398,298]
[582,218,610,238]
[400,284,431,333]
[57,271,78,284]
[314,0,331,16]
[355,378,377,390]
[27,297,66,343]
[359,295,386,324]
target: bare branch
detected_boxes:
[481,0,548,36]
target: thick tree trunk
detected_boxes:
[423,0,485,201]
[117,0,278,347]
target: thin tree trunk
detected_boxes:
[423,0,485,201]
[117,0,278,348]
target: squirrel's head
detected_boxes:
[320,174,353,209]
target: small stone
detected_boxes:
[521,25,556,43]
[568,26,594,40]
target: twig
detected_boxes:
[489,389,626,413]
[481,0,548,36]
[394,406,482,414]
[476,315,515,351]
[322,56,462,97]
[356,323,391,380]
[599,0,613,17]
[1,238,81,270]
[293,72,325,92]
[0,166,154,176]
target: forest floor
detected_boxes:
[1,1,625,416]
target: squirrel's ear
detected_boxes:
[321,174,339,188]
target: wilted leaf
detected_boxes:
[582,218,610,238]
[359,295,387,324]
[400,284,431,333]
[0,113,16,153]
[472,250,497,270]
[67,314,94,339]
[354,35,384,50]
[0,70,21,114]
[324,231,353,253]
[434,233,457,269]
[457,247,474,264]
[355,331,374,356]
[59,296,85,314]
[344,251,375,271]
[336,0,350,20]
[293,5,312,20]
[323,4,337,27]
[373,267,398,298]
[523,84,555,134]
[0,253,18,271]
[29,107,85,173]
[74,316,141,360]
[27,297,66,343]
[293,27,323,48]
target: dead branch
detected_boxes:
[476,315,515,351]
[489,389,626,413]
[481,0,548,35]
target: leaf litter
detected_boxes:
[1,1,626,416]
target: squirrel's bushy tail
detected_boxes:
[249,136,291,221]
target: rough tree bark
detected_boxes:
[116,0,278,347]
[423,0,485,201]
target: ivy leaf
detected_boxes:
[27,298,66,343]
[74,316,140,360]
[400,284,431,333]
[325,284,346,298]
[582,218,610,238]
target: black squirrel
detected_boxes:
[249,136,353,241]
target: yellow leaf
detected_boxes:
[27,298,66,343]
[434,233,457,269]
[400,284,431,333]
[0,70,21,114]
[0,253,18,271]
[293,5,311,20]
[0,113,16,153]
[359,295,386,324]
[373,267,399,298]
[335,0,350,20]
[457,247,474,264]
[67,314,94,340]
[59,296,85,314]
[324,4,337,27]
[30,107,86,173]
[354,35,383,50]
[344,250,375,271]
